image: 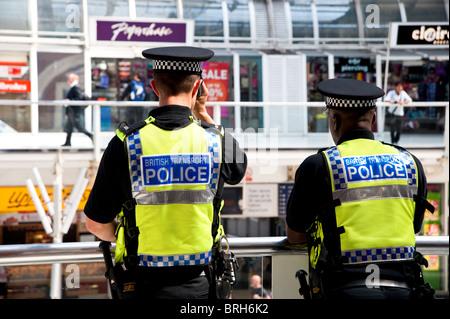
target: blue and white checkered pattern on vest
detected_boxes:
[140,250,212,267]
[205,129,221,193]
[343,246,415,264]
[127,131,145,192]
[326,146,347,191]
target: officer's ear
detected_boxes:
[332,112,341,131]
[150,80,159,97]
[372,110,377,125]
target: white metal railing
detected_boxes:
[0,236,448,267]
[2,236,447,299]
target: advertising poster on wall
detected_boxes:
[202,61,230,117]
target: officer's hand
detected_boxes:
[193,81,215,124]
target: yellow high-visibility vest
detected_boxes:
[115,116,223,267]
[311,138,417,267]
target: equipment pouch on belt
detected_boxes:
[210,236,239,299]
[409,252,436,299]
[99,241,136,299]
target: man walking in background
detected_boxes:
[62,73,93,147]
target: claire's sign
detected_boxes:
[91,17,194,45]
[390,22,449,48]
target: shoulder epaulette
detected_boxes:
[116,119,151,141]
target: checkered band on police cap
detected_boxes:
[326,97,377,108]
[142,46,214,75]
[318,78,385,109]
[153,59,203,74]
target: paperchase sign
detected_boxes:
[90,17,194,45]
[390,22,449,48]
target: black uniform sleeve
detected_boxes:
[84,136,132,223]
[410,153,428,234]
[286,153,331,233]
[221,132,247,185]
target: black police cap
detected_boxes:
[142,46,214,75]
[318,78,385,109]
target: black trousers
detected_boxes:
[64,108,93,145]
[390,115,404,144]
[127,266,210,299]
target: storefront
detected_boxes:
[0,55,31,132]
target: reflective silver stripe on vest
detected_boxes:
[139,250,211,267]
[343,246,415,264]
[333,184,418,203]
[135,189,214,205]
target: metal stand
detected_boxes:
[26,149,88,299]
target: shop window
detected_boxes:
[384,59,448,134]
[315,0,358,39]
[87,0,129,17]
[290,0,314,39]
[420,183,446,293]
[0,54,31,132]
[227,0,251,39]
[0,0,30,31]
[91,58,157,131]
[135,0,178,19]
[307,56,329,132]
[183,0,224,38]
[240,56,263,131]
[37,52,84,133]
[38,0,84,33]
[403,0,448,22]
[360,0,402,38]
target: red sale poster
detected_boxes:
[202,62,230,117]
[202,61,229,101]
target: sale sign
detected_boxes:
[202,62,229,102]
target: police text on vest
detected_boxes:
[343,154,407,183]
[141,154,211,186]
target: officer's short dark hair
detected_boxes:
[153,71,200,96]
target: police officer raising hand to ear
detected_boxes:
[193,81,215,124]
[84,46,247,299]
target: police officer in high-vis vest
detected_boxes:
[286,78,435,299]
[84,46,247,299]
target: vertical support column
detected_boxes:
[93,103,101,163]
[222,0,230,44]
[233,52,241,132]
[445,103,449,159]
[29,0,39,134]
[50,180,62,299]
